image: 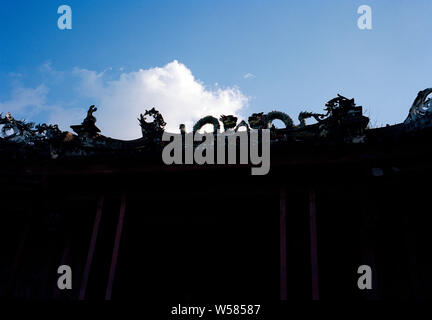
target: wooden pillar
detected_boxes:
[280,186,287,300]
[79,194,104,300]
[362,186,380,299]
[105,192,127,300]
[309,189,319,300]
[7,176,46,296]
[7,217,30,295]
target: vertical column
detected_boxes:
[105,192,127,300]
[309,189,319,300]
[280,186,287,300]
[7,214,31,295]
[7,175,46,296]
[362,186,380,299]
[403,215,419,299]
[79,194,104,300]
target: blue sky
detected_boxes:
[1,0,432,139]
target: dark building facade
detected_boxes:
[1,89,432,300]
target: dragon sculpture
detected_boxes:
[298,111,327,127]
[265,111,294,129]
[404,88,432,124]
[192,110,293,133]
[234,120,250,132]
[248,111,294,129]
[4,88,432,159]
[192,115,220,134]
[219,115,238,131]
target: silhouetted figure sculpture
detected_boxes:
[71,105,101,138]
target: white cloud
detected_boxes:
[1,60,249,140]
[243,73,256,79]
[73,60,249,139]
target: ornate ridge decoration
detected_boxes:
[138,107,167,146]
[234,120,250,132]
[2,89,432,159]
[247,111,294,130]
[0,112,35,143]
[266,111,294,129]
[298,112,327,128]
[192,115,220,134]
[139,107,167,135]
[70,105,100,138]
[0,112,72,144]
[220,115,238,131]
[404,88,432,124]
[248,112,265,129]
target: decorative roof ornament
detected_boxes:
[234,120,250,132]
[10,89,432,160]
[265,111,294,129]
[219,115,238,131]
[247,111,293,130]
[248,112,266,129]
[193,115,220,134]
[138,107,166,147]
[70,105,101,138]
[404,88,432,124]
[298,112,327,128]
[316,94,369,142]
[0,112,35,143]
